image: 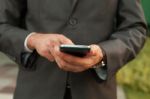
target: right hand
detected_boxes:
[27,33,74,62]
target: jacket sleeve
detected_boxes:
[95,0,147,80]
[0,0,30,65]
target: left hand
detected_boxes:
[50,44,104,72]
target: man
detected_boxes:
[0,0,147,99]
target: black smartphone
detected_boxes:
[60,45,91,57]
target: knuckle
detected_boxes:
[46,42,51,47]
[84,61,93,68]
[59,34,65,38]
[49,41,56,46]
[48,56,53,60]
[84,62,91,67]
[41,50,48,56]
[55,51,61,56]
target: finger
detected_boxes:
[45,50,55,62]
[52,45,96,68]
[49,46,59,57]
[86,44,99,56]
[48,50,55,61]
[55,56,86,72]
[58,52,95,68]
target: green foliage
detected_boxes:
[117,38,150,93]
[124,86,150,99]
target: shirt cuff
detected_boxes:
[24,32,36,53]
[94,66,107,80]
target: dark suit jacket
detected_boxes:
[0,0,147,99]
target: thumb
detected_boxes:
[88,44,100,56]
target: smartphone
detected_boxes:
[60,44,91,57]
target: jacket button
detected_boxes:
[69,18,78,25]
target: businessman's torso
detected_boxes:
[15,0,118,99]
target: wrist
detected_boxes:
[27,33,38,50]
[92,45,107,68]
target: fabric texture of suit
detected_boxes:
[0,0,147,99]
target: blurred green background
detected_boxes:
[142,0,150,26]
[117,38,150,99]
[116,1,150,99]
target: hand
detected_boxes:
[51,44,104,72]
[27,33,73,62]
